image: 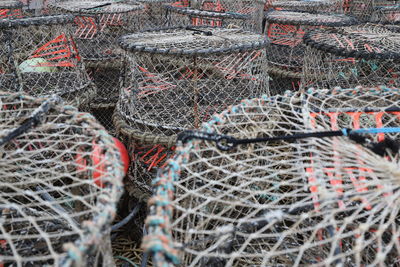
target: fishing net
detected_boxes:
[48,1,144,131]
[0,15,95,108]
[0,91,125,266]
[372,4,400,23]
[0,0,24,19]
[271,0,343,13]
[114,26,269,203]
[143,85,400,266]
[303,24,400,90]
[164,0,265,33]
[264,10,357,94]
[137,0,176,31]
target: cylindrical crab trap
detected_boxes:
[303,24,400,90]
[114,26,269,202]
[270,0,343,13]
[372,4,400,23]
[48,1,145,132]
[164,0,265,33]
[264,10,357,93]
[0,91,126,266]
[136,0,176,31]
[0,0,24,19]
[143,85,400,266]
[0,15,95,108]
[344,0,400,21]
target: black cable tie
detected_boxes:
[0,95,61,147]
[185,26,213,36]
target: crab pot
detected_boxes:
[0,91,125,266]
[264,11,356,94]
[143,85,400,267]
[303,24,400,90]
[343,0,399,21]
[0,0,25,19]
[48,1,144,130]
[0,15,95,108]
[136,0,176,31]
[270,0,343,13]
[114,26,269,204]
[371,5,400,23]
[164,0,265,33]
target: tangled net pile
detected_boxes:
[0,15,94,107]
[144,86,400,266]
[0,91,124,266]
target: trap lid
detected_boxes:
[0,14,74,28]
[118,26,268,55]
[0,0,22,8]
[304,24,400,60]
[50,0,144,14]
[265,10,358,26]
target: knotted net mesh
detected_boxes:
[48,1,145,132]
[264,10,357,93]
[144,85,400,266]
[114,26,269,202]
[0,15,95,108]
[0,91,125,266]
[303,24,400,90]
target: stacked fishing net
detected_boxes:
[114,26,269,204]
[0,15,95,108]
[264,10,357,93]
[270,0,343,13]
[0,91,125,266]
[48,1,144,131]
[164,0,265,33]
[144,85,400,266]
[303,24,400,90]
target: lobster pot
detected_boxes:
[143,85,400,266]
[271,0,343,13]
[114,27,269,203]
[0,92,125,266]
[0,15,95,108]
[264,11,356,94]
[164,0,265,33]
[49,1,144,131]
[0,0,24,18]
[303,24,400,90]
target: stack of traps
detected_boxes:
[145,85,400,266]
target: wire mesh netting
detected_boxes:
[114,26,269,202]
[303,23,400,90]
[264,10,357,93]
[0,91,125,266]
[271,0,343,13]
[164,0,265,33]
[143,85,400,266]
[48,1,145,130]
[0,15,95,108]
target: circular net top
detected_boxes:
[265,10,358,26]
[118,26,268,55]
[0,0,22,8]
[271,0,339,9]
[50,0,144,14]
[163,5,249,19]
[304,23,400,60]
[144,85,400,266]
[0,92,124,265]
[0,14,73,28]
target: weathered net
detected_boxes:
[0,0,24,19]
[114,26,269,202]
[143,85,400,266]
[48,1,144,131]
[0,91,125,266]
[303,24,400,90]
[264,10,357,94]
[271,0,343,13]
[0,15,95,108]
[164,0,265,33]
